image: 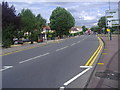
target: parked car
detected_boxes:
[14,40,23,44]
[38,39,43,43]
[23,39,31,42]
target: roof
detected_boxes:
[42,26,51,30]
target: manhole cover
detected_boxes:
[95,70,120,81]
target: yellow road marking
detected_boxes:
[104,49,108,50]
[85,37,102,66]
[85,37,103,66]
[102,53,107,55]
[89,38,103,66]
[98,63,104,65]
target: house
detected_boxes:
[69,26,82,34]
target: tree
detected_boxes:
[33,14,47,42]
[82,26,87,32]
[98,16,106,28]
[91,26,101,34]
[2,1,20,48]
[20,9,36,44]
[97,16,108,34]
[35,14,46,30]
[20,10,47,43]
[50,7,75,38]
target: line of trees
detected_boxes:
[91,16,119,34]
[2,1,46,48]
[90,16,107,34]
[2,2,75,48]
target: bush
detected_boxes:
[2,39,12,48]
[80,32,83,35]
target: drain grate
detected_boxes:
[95,70,120,81]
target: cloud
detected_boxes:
[5,0,120,2]
[7,1,118,28]
[83,16,96,20]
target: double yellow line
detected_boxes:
[85,37,103,66]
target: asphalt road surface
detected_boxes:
[2,35,99,88]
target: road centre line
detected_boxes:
[0,66,13,71]
[77,41,81,43]
[63,67,91,86]
[56,46,69,52]
[71,43,76,46]
[19,53,50,64]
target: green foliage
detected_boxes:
[20,9,36,32]
[91,16,108,34]
[50,7,75,37]
[2,39,12,48]
[91,26,101,34]
[2,1,21,47]
[2,25,14,48]
[112,26,119,33]
[20,9,46,43]
[82,26,87,32]
[98,16,106,28]
[80,31,83,35]
[35,14,46,30]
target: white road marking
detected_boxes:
[19,53,50,64]
[63,67,91,86]
[77,41,81,43]
[59,86,65,90]
[0,66,13,71]
[82,36,89,41]
[70,43,76,46]
[56,46,69,52]
[80,66,92,68]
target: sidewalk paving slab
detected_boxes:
[87,35,119,89]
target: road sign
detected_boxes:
[106,9,119,27]
[107,29,110,32]
[106,20,112,27]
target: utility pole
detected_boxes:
[108,0,112,40]
[109,0,110,10]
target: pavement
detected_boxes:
[87,35,120,89]
[2,35,101,88]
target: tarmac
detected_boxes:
[1,34,119,89]
[87,34,120,89]
[1,36,77,56]
[1,39,65,56]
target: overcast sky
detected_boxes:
[7,0,119,28]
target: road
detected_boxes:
[2,35,99,88]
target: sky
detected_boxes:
[6,0,119,28]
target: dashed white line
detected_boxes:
[19,53,50,64]
[56,46,69,52]
[0,66,13,71]
[77,41,81,43]
[63,67,91,86]
[70,43,76,46]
